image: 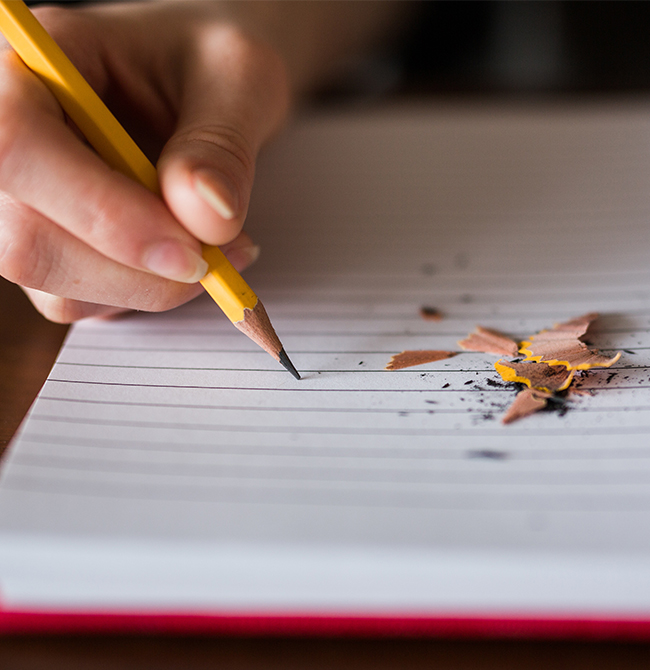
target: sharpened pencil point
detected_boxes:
[279,348,301,380]
[232,300,299,378]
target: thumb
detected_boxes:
[157,28,290,247]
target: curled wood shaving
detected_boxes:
[386,350,456,371]
[502,388,552,424]
[520,313,620,370]
[458,326,519,357]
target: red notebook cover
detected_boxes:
[2,608,650,640]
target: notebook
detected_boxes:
[2,101,650,637]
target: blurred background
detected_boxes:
[24,1,650,98]
[321,0,650,99]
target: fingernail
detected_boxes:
[224,244,261,271]
[144,240,209,283]
[194,171,237,220]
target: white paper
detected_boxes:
[1,102,650,614]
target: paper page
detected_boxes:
[1,102,650,614]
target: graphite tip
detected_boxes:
[278,348,301,380]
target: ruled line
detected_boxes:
[42,379,650,393]
[18,433,650,460]
[34,395,650,415]
[51,362,650,374]
[25,414,650,437]
[53,363,484,373]
[10,453,650,486]
[3,476,650,514]
[37,396,502,414]
[61,345,650,354]
[44,379,511,393]
[65,307,650,321]
[66,326,650,337]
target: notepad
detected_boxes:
[2,102,650,636]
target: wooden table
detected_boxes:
[1,275,650,668]
[0,277,68,456]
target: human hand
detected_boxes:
[0,1,290,321]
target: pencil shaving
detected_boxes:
[386,350,456,371]
[419,306,443,321]
[519,342,621,370]
[520,313,621,370]
[458,326,519,357]
[546,312,599,339]
[501,388,552,424]
[494,359,574,393]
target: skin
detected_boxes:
[0,0,410,322]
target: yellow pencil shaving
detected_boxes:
[494,359,575,393]
[519,342,621,370]
[518,313,621,370]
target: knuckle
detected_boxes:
[124,277,201,314]
[29,293,83,324]
[196,24,289,125]
[79,176,151,254]
[207,25,257,64]
[81,182,124,241]
[31,5,73,28]
[131,282,197,314]
[220,28,290,116]
[210,25,286,84]
[0,197,45,288]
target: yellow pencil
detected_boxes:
[0,0,300,379]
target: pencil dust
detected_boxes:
[385,312,622,424]
[494,313,622,423]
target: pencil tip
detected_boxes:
[232,300,300,379]
[278,348,301,380]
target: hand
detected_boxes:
[0,1,290,321]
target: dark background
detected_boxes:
[320,1,650,99]
[402,1,650,94]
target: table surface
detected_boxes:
[1,275,650,668]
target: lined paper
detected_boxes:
[1,102,650,613]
